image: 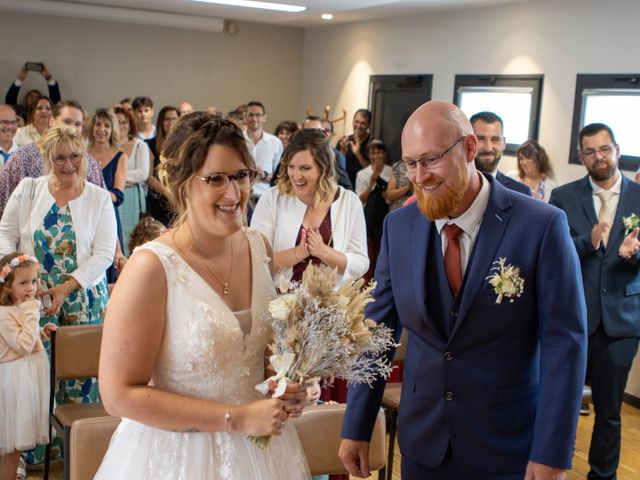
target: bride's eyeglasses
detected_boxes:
[195,169,257,192]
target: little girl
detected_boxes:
[0,253,55,480]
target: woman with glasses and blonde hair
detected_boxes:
[0,125,116,465]
[95,113,310,479]
[510,139,556,202]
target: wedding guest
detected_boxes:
[0,126,116,465]
[386,158,412,211]
[87,108,128,281]
[511,139,557,202]
[114,106,150,255]
[132,96,155,140]
[4,63,61,109]
[338,109,372,187]
[251,128,368,288]
[146,106,179,227]
[14,97,53,147]
[0,105,19,164]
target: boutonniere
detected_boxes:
[486,257,525,304]
[623,213,640,235]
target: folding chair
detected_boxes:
[44,325,108,480]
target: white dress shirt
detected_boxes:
[244,131,283,198]
[435,173,491,277]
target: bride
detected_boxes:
[95,113,311,479]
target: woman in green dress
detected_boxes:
[0,125,116,465]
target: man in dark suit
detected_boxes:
[470,111,532,196]
[339,101,587,479]
[549,123,640,480]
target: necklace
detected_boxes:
[191,238,234,295]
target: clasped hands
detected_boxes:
[296,226,330,262]
[591,223,640,258]
[618,226,640,259]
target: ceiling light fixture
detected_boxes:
[193,0,306,13]
[321,13,333,20]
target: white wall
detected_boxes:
[300,0,640,396]
[0,12,304,130]
[300,0,640,184]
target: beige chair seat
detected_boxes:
[54,402,108,426]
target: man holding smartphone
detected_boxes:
[4,62,61,110]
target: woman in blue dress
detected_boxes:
[87,108,128,282]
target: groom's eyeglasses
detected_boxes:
[403,136,465,171]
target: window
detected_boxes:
[453,75,543,155]
[569,74,640,171]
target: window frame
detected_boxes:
[568,74,640,171]
[453,74,544,156]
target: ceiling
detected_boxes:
[17,0,534,28]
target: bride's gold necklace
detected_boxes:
[191,238,234,295]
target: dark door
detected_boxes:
[369,74,433,165]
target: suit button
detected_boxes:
[602,288,607,293]
[444,351,454,361]
[450,311,458,318]
[445,391,454,401]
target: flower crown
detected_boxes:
[0,255,39,284]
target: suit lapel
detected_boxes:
[411,213,446,341]
[578,176,599,226]
[606,176,632,255]
[450,177,510,340]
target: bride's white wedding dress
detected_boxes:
[95,230,310,479]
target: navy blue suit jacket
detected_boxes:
[549,175,640,337]
[342,176,587,475]
[496,170,532,196]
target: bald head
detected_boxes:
[178,102,194,116]
[0,105,18,149]
[403,101,472,149]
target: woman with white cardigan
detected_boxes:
[0,126,116,325]
[0,125,116,465]
[251,128,368,287]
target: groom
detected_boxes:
[339,101,587,479]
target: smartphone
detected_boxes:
[25,62,44,72]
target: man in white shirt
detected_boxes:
[132,96,156,140]
[243,101,283,200]
[0,105,19,164]
[550,123,640,480]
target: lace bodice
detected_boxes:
[137,229,274,405]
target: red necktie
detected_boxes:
[443,223,463,297]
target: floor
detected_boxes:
[26,403,640,479]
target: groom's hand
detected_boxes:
[339,439,370,478]
[524,460,566,479]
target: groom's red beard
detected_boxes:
[415,163,470,220]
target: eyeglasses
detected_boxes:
[0,120,18,126]
[403,136,465,170]
[581,145,615,159]
[53,153,83,165]
[195,169,257,192]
